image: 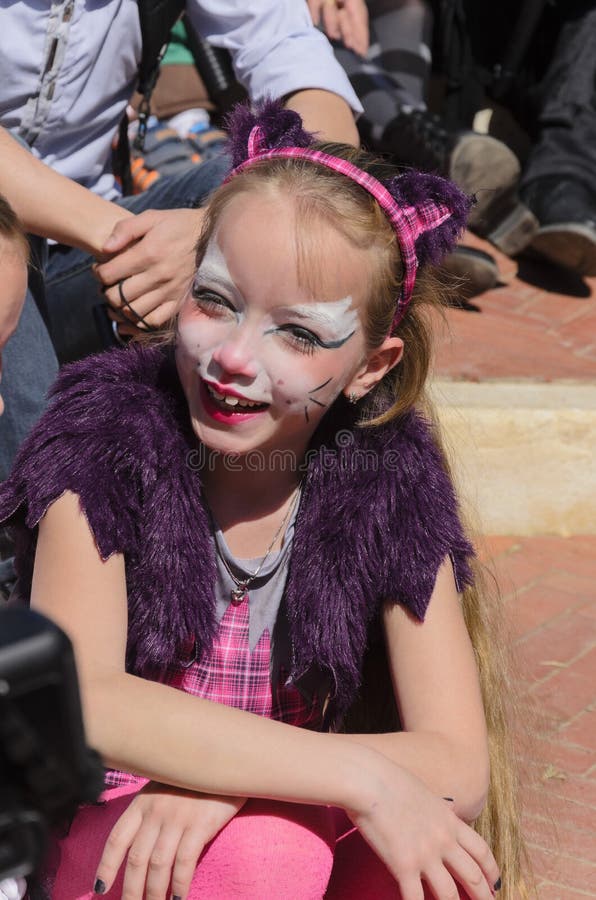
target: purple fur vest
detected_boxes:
[0,345,474,720]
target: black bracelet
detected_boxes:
[118,279,158,332]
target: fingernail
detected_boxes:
[94,878,107,894]
[494,876,502,891]
[172,895,182,900]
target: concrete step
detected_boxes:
[431,380,596,535]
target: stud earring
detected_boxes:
[348,391,359,404]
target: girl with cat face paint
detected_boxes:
[0,102,525,900]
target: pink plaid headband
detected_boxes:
[228,125,453,329]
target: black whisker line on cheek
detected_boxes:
[310,377,332,394]
[304,406,310,423]
[309,398,326,408]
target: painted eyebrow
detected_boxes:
[318,332,355,349]
[263,322,355,348]
[194,267,235,291]
[193,269,246,310]
[276,306,342,326]
[275,306,357,345]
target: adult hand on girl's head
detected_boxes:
[307,0,369,58]
[347,758,500,900]
[94,782,245,900]
[93,208,205,333]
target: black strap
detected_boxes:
[112,113,134,196]
[137,0,185,97]
[135,0,185,150]
[113,0,184,193]
[115,1,243,194]
[182,14,246,122]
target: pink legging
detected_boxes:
[48,783,469,899]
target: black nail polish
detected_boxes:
[94,878,107,894]
[493,876,502,891]
[172,895,182,900]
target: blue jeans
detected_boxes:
[521,3,596,191]
[0,155,229,480]
[0,287,59,482]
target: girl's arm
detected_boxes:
[31,492,499,897]
[340,559,490,823]
[30,491,382,807]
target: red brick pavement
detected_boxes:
[429,239,596,895]
[480,536,596,898]
[432,235,596,382]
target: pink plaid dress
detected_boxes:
[105,595,321,788]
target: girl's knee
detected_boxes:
[188,800,335,899]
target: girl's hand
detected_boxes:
[347,761,500,900]
[94,782,246,900]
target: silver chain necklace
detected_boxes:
[216,484,302,606]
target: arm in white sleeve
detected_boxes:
[184,0,363,115]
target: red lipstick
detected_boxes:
[199,379,268,424]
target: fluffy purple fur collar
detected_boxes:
[0,346,473,717]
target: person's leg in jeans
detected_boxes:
[335,0,431,142]
[520,1,596,275]
[0,236,58,482]
[46,153,230,364]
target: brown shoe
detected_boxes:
[441,245,499,301]
[378,110,538,256]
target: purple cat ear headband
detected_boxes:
[225,105,471,330]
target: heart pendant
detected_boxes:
[231,586,248,605]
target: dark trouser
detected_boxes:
[0,154,229,481]
[522,2,596,190]
[334,0,432,134]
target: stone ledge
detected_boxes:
[431,380,596,535]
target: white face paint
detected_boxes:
[272,296,359,347]
[192,239,242,310]
[175,191,373,459]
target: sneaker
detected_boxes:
[521,176,596,276]
[441,245,499,301]
[377,109,538,257]
[130,124,202,194]
[185,122,228,162]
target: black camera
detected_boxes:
[0,607,104,881]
